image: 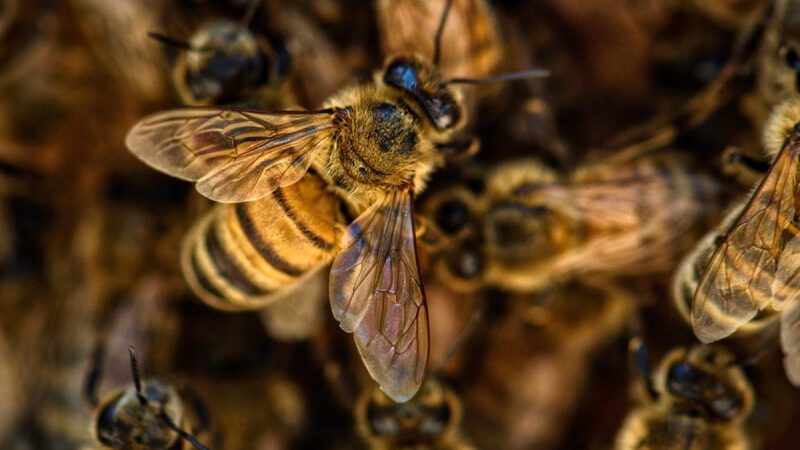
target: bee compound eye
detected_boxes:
[435,200,470,234]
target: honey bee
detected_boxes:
[424,155,722,294]
[615,341,755,450]
[687,95,800,386]
[355,377,473,450]
[162,17,290,106]
[87,346,211,450]
[154,2,347,108]
[126,0,546,401]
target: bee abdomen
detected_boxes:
[181,174,344,310]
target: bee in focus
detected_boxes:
[685,91,800,386]
[355,378,473,450]
[422,155,722,294]
[126,0,547,401]
[87,346,211,450]
[615,340,754,450]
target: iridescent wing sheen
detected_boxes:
[693,136,800,343]
[329,188,429,402]
[125,107,339,202]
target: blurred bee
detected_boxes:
[615,340,755,450]
[154,2,347,108]
[687,93,800,386]
[355,377,473,450]
[87,346,211,450]
[126,0,547,401]
[423,155,722,294]
[154,10,290,106]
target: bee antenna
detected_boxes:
[446,68,551,85]
[240,0,262,28]
[629,337,658,400]
[127,345,148,406]
[432,0,454,66]
[158,409,212,450]
[148,32,208,53]
[432,309,483,373]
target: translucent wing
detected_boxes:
[125,107,339,202]
[329,188,429,402]
[693,137,800,343]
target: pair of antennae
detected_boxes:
[128,346,211,450]
[432,0,550,85]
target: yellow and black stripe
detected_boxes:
[181,173,345,310]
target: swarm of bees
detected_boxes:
[4,0,800,449]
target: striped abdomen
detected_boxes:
[181,173,345,310]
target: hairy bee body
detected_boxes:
[181,172,345,310]
[615,345,754,450]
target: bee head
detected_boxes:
[95,379,184,449]
[383,56,464,131]
[362,378,457,444]
[658,346,754,422]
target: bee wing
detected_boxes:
[125,107,338,202]
[329,188,429,402]
[693,138,800,343]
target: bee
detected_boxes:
[614,340,755,450]
[355,377,473,450]
[87,346,211,450]
[159,16,290,106]
[154,2,347,109]
[424,155,722,294]
[125,0,547,401]
[687,94,800,386]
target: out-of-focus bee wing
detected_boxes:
[125,107,339,202]
[693,138,800,343]
[780,300,800,386]
[330,188,429,402]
